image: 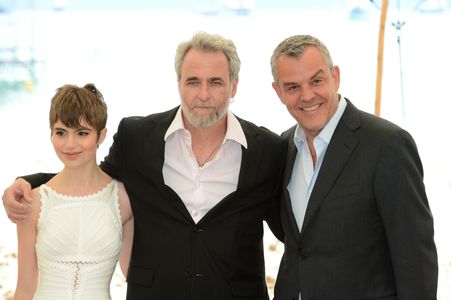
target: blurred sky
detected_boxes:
[1,0,450,11]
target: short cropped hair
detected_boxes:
[270,34,333,83]
[49,83,107,137]
[174,31,241,81]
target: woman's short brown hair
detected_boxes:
[49,83,107,137]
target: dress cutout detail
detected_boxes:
[34,180,122,300]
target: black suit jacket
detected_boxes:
[274,99,438,300]
[99,107,286,299]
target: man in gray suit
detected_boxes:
[270,34,438,300]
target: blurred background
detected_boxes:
[1,0,450,299]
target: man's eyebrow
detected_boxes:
[282,82,298,87]
[281,70,325,87]
[310,69,324,80]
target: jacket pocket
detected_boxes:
[230,279,266,297]
[127,266,155,287]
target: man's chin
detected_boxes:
[189,116,218,128]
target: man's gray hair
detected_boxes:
[270,34,333,83]
[175,31,241,81]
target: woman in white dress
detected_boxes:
[13,83,134,300]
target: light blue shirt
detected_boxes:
[289,96,347,300]
[288,96,347,234]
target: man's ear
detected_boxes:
[231,78,239,98]
[272,82,286,105]
[332,65,340,91]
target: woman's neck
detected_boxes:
[47,164,110,196]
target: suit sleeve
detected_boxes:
[100,118,126,181]
[374,129,438,299]
[265,173,284,242]
[21,173,56,189]
[265,138,288,242]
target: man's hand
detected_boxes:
[2,178,33,223]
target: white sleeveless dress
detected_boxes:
[33,180,122,300]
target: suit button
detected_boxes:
[184,271,192,277]
[297,245,307,260]
[193,227,204,232]
[297,245,303,255]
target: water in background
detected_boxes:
[1,4,450,299]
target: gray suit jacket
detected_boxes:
[274,99,438,300]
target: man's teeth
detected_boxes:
[302,104,320,112]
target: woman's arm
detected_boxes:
[13,188,40,300]
[117,181,134,278]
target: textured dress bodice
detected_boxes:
[34,180,122,300]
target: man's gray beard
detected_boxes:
[184,109,222,128]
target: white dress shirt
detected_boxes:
[162,107,247,223]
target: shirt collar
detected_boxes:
[164,107,185,140]
[164,107,248,149]
[294,95,347,145]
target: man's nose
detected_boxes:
[198,83,211,101]
[300,86,315,101]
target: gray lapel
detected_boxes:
[300,99,361,236]
[282,126,305,241]
[283,126,298,188]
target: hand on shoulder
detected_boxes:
[2,178,33,223]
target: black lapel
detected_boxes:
[140,107,194,219]
[141,107,178,186]
[236,120,262,191]
[197,117,263,223]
